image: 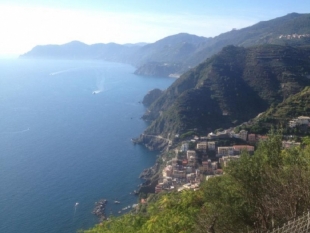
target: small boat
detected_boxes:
[92,90,101,95]
[114,201,120,204]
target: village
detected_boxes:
[278,33,310,39]
[154,116,310,194]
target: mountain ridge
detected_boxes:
[20,13,310,77]
[140,44,310,141]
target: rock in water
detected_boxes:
[92,199,108,221]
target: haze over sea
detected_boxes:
[0,59,174,233]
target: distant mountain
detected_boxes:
[131,33,210,65]
[123,42,148,47]
[20,41,143,63]
[121,13,310,76]
[20,33,210,75]
[140,44,310,140]
[187,13,310,66]
[20,13,310,77]
[20,41,91,59]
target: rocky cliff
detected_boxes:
[134,134,170,152]
[142,89,163,106]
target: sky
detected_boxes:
[0,0,310,56]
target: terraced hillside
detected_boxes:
[141,44,310,139]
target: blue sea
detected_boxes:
[0,59,174,233]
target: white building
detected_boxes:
[219,155,240,167]
[217,147,234,156]
[207,141,216,150]
[187,150,196,160]
[239,130,248,141]
[233,145,254,155]
[180,142,189,152]
[297,116,310,125]
[282,141,301,149]
[196,141,207,151]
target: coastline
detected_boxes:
[137,162,161,194]
[133,133,170,152]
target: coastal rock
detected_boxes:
[134,134,169,151]
[92,199,107,221]
[139,163,159,179]
[138,173,160,194]
[142,88,163,106]
[137,163,161,194]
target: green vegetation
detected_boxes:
[243,86,310,134]
[134,62,183,78]
[83,132,310,233]
[130,13,310,76]
[179,130,197,139]
[143,44,310,138]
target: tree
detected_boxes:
[196,130,310,233]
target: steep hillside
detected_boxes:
[142,44,310,138]
[134,13,310,76]
[136,13,310,76]
[188,13,310,66]
[241,86,310,134]
[266,86,310,119]
[131,33,210,67]
[134,62,183,77]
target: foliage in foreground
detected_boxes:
[83,132,310,233]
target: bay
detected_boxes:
[0,59,174,233]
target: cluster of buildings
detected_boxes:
[155,151,201,193]
[206,129,267,145]
[278,34,310,39]
[282,140,300,149]
[289,116,310,128]
[155,137,257,193]
[155,116,308,194]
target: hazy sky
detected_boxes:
[0,0,309,56]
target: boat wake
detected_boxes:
[49,68,76,76]
[1,127,30,134]
[73,202,79,221]
[92,77,105,95]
